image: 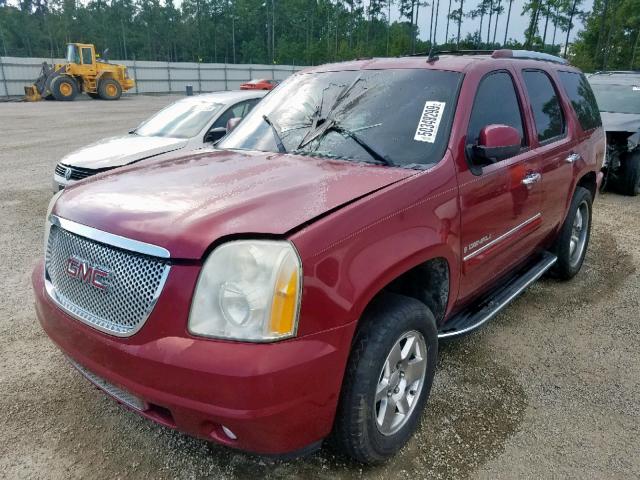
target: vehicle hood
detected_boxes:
[54,149,415,259]
[59,135,189,170]
[600,112,640,134]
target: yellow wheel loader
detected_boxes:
[24,43,135,102]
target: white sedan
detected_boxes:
[53,89,267,191]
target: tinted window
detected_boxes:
[82,48,92,65]
[467,71,525,148]
[220,69,463,167]
[558,72,602,131]
[522,70,565,142]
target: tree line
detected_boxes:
[572,0,640,71]
[0,0,637,71]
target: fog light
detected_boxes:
[222,425,237,440]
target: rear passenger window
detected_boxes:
[558,71,602,131]
[522,70,565,142]
[467,71,525,149]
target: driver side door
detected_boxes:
[456,69,545,303]
[204,99,258,143]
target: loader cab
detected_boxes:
[65,43,97,75]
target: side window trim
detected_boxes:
[521,68,568,146]
[466,69,529,151]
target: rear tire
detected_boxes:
[51,76,78,101]
[550,186,593,280]
[621,151,640,196]
[333,293,438,464]
[98,79,122,100]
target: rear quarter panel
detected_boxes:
[290,153,461,337]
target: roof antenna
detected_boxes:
[427,43,439,63]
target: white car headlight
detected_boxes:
[44,190,63,254]
[189,240,302,342]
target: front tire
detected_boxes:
[51,76,78,101]
[550,186,593,280]
[333,293,438,464]
[98,79,122,100]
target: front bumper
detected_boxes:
[32,260,354,455]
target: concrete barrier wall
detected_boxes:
[0,56,304,97]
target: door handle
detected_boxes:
[565,153,581,164]
[522,172,542,187]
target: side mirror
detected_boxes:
[205,127,227,143]
[226,117,242,133]
[471,124,521,167]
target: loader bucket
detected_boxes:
[24,85,42,102]
[23,62,56,102]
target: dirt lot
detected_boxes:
[0,96,638,479]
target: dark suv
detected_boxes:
[589,71,640,195]
[33,49,605,464]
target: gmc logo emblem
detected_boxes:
[65,256,110,291]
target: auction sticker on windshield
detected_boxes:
[414,101,445,143]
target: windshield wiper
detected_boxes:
[295,121,394,166]
[262,114,287,153]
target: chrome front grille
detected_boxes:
[55,163,103,181]
[45,223,170,336]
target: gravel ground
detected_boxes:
[0,96,638,479]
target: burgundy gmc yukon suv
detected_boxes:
[33,50,605,464]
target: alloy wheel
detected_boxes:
[374,330,427,436]
[569,200,589,267]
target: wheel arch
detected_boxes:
[348,246,455,340]
[576,170,597,200]
[370,257,450,324]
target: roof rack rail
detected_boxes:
[406,49,493,57]
[491,49,568,65]
[591,70,640,75]
[403,48,569,65]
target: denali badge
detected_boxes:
[65,256,110,291]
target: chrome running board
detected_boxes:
[438,251,557,339]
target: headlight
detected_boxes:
[188,240,302,342]
[44,190,63,254]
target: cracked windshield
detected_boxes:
[219,69,462,168]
